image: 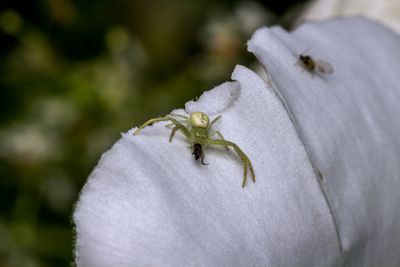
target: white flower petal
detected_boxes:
[248,17,400,266]
[75,17,400,266]
[299,0,400,33]
[74,65,341,266]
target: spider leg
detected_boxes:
[208,139,255,188]
[134,117,169,135]
[134,116,192,139]
[170,113,188,120]
[209,131,229,151]
[210,115,221,128]
[166,114,188,128]
[165,119,186,128]
[166,117,192,139]
[169,125,180,142]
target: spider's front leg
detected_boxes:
[208,139,255,188]
[169,125,180,142]
[165,114,188,128]
[134,116,191,140]
[134,117,170,135]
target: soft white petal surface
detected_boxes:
[299,0,400,33]
[248,17,400,266]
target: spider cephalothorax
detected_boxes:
[134,111,255,187]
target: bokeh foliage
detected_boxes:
[0,0,307,266]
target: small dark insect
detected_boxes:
[192,143,208,165]
[297,54,334,75]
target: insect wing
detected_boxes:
[315,60,333,74]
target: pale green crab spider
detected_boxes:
[134,111,255,187]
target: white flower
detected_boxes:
[299,0,400,33]
[74,17,400,266]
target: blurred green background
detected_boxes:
[0,0,308,266]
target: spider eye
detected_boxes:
[190,112,209,128]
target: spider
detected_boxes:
[297,54,333,75]
[134,111,255,187]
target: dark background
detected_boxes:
[0,0,309,266]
